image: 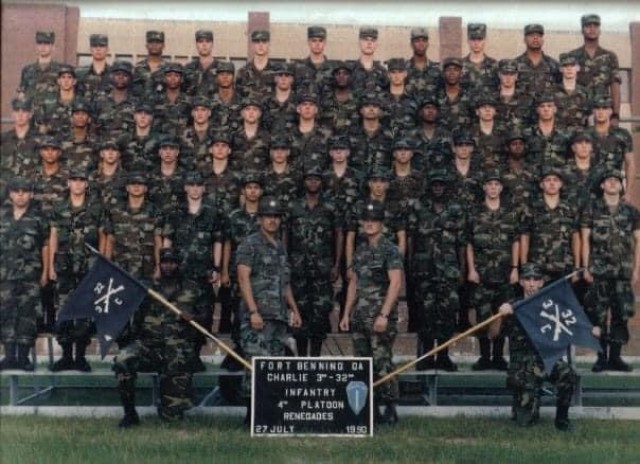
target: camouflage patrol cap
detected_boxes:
[428,169,450,184]
[359,93,382,108]
[498,59,518,74]
[392,138,415,151]
[134,102,154,114]
[195,29,214,41]
[361,200,385,221]
[126,171,149,185]
[241,97,262,109]
[273,62,295,76]
[303,166,324,179]
[99,138,121,151]
[111,60,133,75]
[38,135,62,149]
[483,169,503,184]
[453,130,475,146]
[328,135,350,150]
[36,31,55,44]
[159,134,180,148]
[581,14,601,26]
[571,129,592,143]
[159,248,180,262]
[258,196,283,216]
[191,96,210,109]
[520,263,543,279]
[367,168,392,181]
[524,24,544,36]
[331,61,353,74]
[539,165,565,182]
[8,176,33,191]
[297,92,318,105]
[591,96,613,109]
[68,167,89,180]
[208,131,232,146]
[307,26,327,39]
[419,95,440,108]
[71,99,92,114]
[270,135,291,149]
[559,53,578,66]
[58,65,76,77]
[216,61,235,73]
[506,127,527,143]
[183,171,205,185]
[410,27,429,40]
[12,98,32,111]
[535,93,556,106]
[146,30,165,42]
[442,57,463,69]
[164,62,184,74]
[242,173,264,187]
[251,30,270,42]
[89,34,108,46]
[386,58,407,71]
[600,168,624,184]
[359,27,378,39]
[475,94,498,108]
[467,23,487,39]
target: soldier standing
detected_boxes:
[384,58,419,134]
[514,24,561,96]
[295,26,333,96]
[17,31,63,102]
[262,63,297,133]
[318,62,359,134]
[230,98,270,174]
[236,30,277,100]
[437,58,474,132]
[178,97,212,172]
[60,100,97,173]
[152,63,192,137]
[581,169,640,372]
[349,94,393,172]
[33,65,78,136]
[415,96,452,173]
[93,61,136,140]
[405,28,441,97]
[553,54,590,130]
[524,94,570,170]
[462,23,498,92]
[183,29,218,97]
[120,102,158,171]
[1,99,39,195]
[495,59,535,130]
[76,34,111,101]
[210,61,243,133]
[132,30,168,98]
[0,178,49,371]
[340,200,403,425]
[351,27,389,96]
[263,135,301,212]
[291,93,330,173]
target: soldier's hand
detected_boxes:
[468,269,480,284]
[373,314,388,333]
[40,271,48,288]
[153,264,161,279]
[220,271,230,287]
[49,269,57,282]
[209,270,219,285]
[290,310,302,328]
[592,325,602,339]
[250,312,264,331]
[339,315,350,332]
[583,269,594,284]
[509,268,519,285]
[330,266,340,283]
[498,303,513,317]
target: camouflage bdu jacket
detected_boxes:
[236,231,290,323]
[0,127,40,178]
[569,45,621,100]
[202,168,241,214]
[587,126,633,171]
[18,60,64,102]
[322,166,364,228]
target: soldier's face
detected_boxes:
[126,182,147,198]
[275,73,294,91]
[9,189,32,208]
[561,64,579,80]
[476,105,496,122]
[241,105,261,124]
[360,104,380,120]
[368,179,388,198]
[159,146,179,163]
[420,104,438,122]
[572,140,592,160]
[304,176,322,194]
[593,107,612,124]
[329,148,349,163]
[40,146,61,164]
[57,73,76,91]
[210,142,230,160]
[411,37,428,55]
[146,40,164,56]
[159,259,179,277]
[259,214,281,234]
[184,183,205,200]
[270,148,289,164]
[243,183,262,202]
[468,38,485,53]
[196,38,213,56]
[216,71,234,88]
[164,72,182,90]
[388,69,407,86]
[333,69,351,87]
[68,178,88,195]
[134,110,153,129]
[361,219,383,236]
[444,65,461,85]
[601,177,622,196]
[453,143,474,160]
[499,72,518,88]
[297,101,318,120]
[520,276,543,296]
[583,23,600,40]
[524,33,543,51]
[540,175,562,195]
[12,109,32,127]
[191,106,211,124]
[430,182,446,198]
[536,102,556,121]
[36,42,53,58]
[100,148,121,165]
[111,71,131,89]
[90,44,108,61]
[393,149,413,165]
[359,37,377,56]
[483,180,503,199]
[252,40,269,57]
[508,139,526,157]
[71,110,90,128]
[308,37,326,55]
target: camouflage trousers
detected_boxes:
[113,338,197,420]
[291,274,333,340]
[0,280,41,345]
[507,353,577,426]
[416,279,459,340]
[472,282,515,330]
[351,317,399,402]
[56,275,95,346]
[585,279,635,344]
[239,320,289,399]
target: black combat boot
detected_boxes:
[294,335,308,357]
[607,343,633,372]
[472,338,492,370]
[435,347,458,372]
[554,404,574,431]
[50,343,75,371]
[74,342,92,372]
[0,343,18,370]
[381,401,398,426]
[592,339,608,372]
[16,344,34,371]
[491,338,508,371]
[117,374,140,428]
[309,339,323,357]
[416,337,435,370]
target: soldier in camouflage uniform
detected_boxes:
[289,168,342,356]
[414,96,453,173]
[89,139,128,208]
[183,29,218,97]
[581,169,640,372]
[384,58,419,134]
[467,171,520,371]
[291,93,331,173]
[339,200,403,425]
[33,65,78,137]
[76,34,111,101]
[405,28,441,98]
[113,248,209,428]
[569,14,622,118]
[348,93,394,172]
[152,63,192,137]
[263,135,302,213]
[230,98,270,174]
[179,96,213,172]
[524,94,570,170]
[501,128,537,212]
[553,54,590,130]
[563,130,601,215]
[17,31,63,103]
[147,135,187,216]
[0,178,48,371]
[210,61,243,133]
[471,95,506,170]
[294,26,334,96]
[436,57,474,132]
[132,30,168,99]
[514,24,561,97]
[262,63,297,133]
[48,169,105,372]
[489,263,580,431]
[318,62,359,134]
[408,170,467,371]
[61,100,98,173]
[93,61,137,140]
[495,59,535,130]
[462,23,498,92]
[236,30,277,100]
[120,102,159,171]
[237,197,302,411]
[446,130,484,209]
[202,132,241,216]
[351,27,389,97]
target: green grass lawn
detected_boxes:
[1,415,639,464]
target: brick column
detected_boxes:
[438,16,462,60]
[247,11,269,59]
[629,22,640,210]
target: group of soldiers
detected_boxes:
[1,13,639,428]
